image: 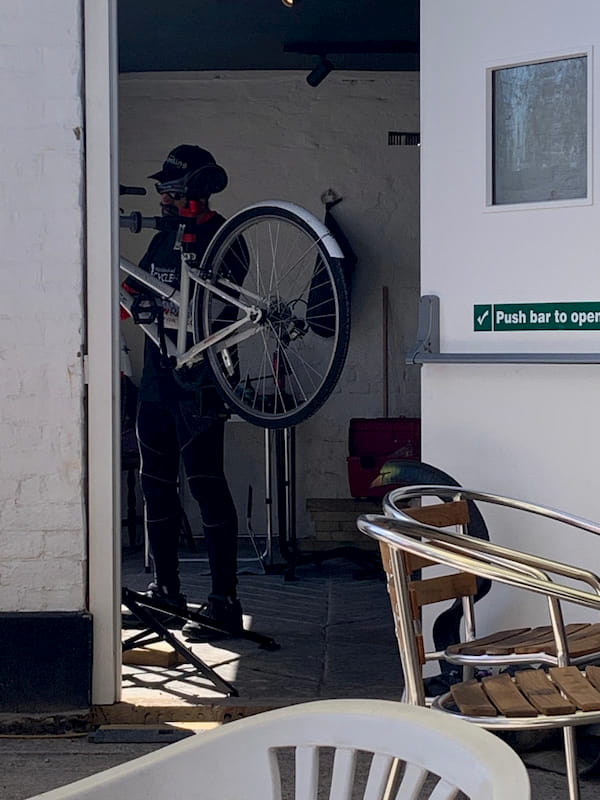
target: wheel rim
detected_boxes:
[202,214,345,424]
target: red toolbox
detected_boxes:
[347,417,421,499]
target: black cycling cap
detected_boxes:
[148,144,216,182]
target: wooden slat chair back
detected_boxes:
[380,500,477,668]
[28,699,530,800]
[357,489,600,800]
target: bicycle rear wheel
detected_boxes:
[194,201,351,428]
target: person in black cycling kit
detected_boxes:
[127,144,245,641]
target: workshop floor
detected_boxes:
[118,542,403,711]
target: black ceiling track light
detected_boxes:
[284,40,420,87]
[306,55,334,87]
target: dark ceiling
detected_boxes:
[118,0,419,73]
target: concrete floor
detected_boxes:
[118,545,402,710]
[2,546,600,798]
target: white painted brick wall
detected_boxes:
[0,0,86,611]
[119,71,420,537]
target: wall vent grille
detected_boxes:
[388,131,420,146]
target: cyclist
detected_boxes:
[124,144,245,640]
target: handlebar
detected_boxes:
[120,211,163,234]
[119,184,146,196]
[119,212,207,235]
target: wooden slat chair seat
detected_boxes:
[357,486,600,800]
[447,622,600,659]
[449,665,600,718]
[389,499,600,670]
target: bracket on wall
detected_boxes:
[407,294,600,365]
[407,294,440,364]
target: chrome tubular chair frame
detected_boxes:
[384,486,600,669]
[358,492,600,800]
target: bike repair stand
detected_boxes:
[263,427,381,581]
[121,587,279,698]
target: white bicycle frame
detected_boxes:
[119,256,261,369]
[119,200,344,373]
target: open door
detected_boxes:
[85,0,122,705]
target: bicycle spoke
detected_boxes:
[252,223,267,301]
[213,234,250,281]
[287,341,329,384]
[267,221,280,298]
[274,223,304,296]
[262,319,309,407]
[273,236,323,293]
[265,341,291,414]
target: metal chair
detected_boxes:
[27,699,529,800]
[384,488,600,682]
[358,488,600,800]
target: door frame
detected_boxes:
[84,0,121,705]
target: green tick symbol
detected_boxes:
[474,305,492,331]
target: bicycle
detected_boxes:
[119,186,351,429]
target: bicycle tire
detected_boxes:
[192,201,351,428]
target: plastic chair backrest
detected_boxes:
[27,699,529,800]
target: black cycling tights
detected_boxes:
[137,400,238,598]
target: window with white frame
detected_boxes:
[492,55,588,205]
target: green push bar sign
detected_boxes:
[474,303,600,332]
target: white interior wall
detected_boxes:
[119,70,420,539]
[0,0,86,612]
[421,0,600,631]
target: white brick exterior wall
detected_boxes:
[0,0,86,611]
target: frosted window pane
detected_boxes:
[493,56,587,204]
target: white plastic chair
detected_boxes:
[28,699,529,800]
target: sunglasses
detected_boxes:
[155,185,183,201]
